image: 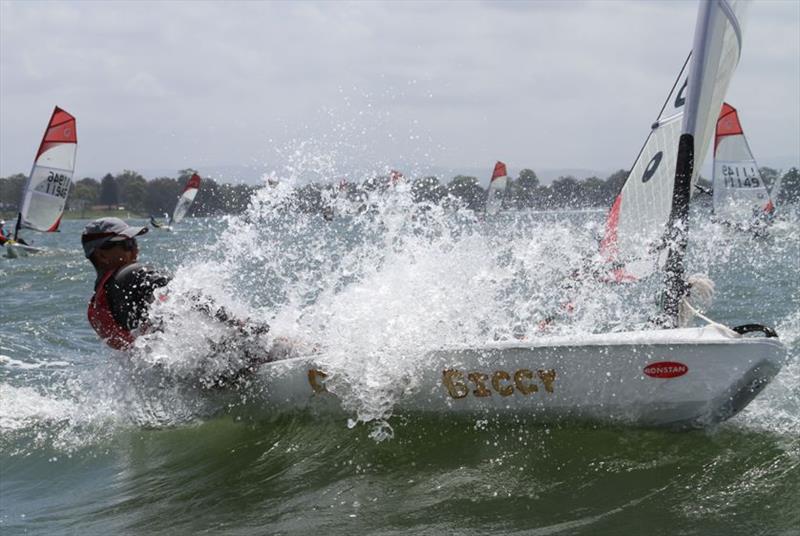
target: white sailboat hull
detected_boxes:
[3,242,45,258]
[252,326,786,428]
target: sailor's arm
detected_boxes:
[107,263,171,330]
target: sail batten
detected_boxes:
[16,106,77,235]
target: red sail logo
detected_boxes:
[643,361,688,379]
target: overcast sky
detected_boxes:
[1,0,798,184]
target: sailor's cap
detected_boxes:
[81,217,148,258]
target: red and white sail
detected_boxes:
[601,0,747,280]
[485,161,508,216]
[171,173,201,224]
[390,170,404,186]
[712,103,772,219]
[17,107,77,233]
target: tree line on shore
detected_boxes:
[293,166,799,214]
[1,166,798,219]
[0,169,254,218]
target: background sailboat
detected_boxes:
[150,212,172,231]
[170,173,202,227]
[767,173,784,209]
[5,106,77,258]
[712,103,775,226]
[485,161,508,216]
[152,173,202,231]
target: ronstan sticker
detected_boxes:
[643,361,688,379]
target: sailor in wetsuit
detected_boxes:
[82,218,170,349]
[82,218,289,383]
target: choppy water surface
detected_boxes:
[1,188,798,535]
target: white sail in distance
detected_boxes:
[485,161,508,216]
[171,173,201,224]
[769,174,784,208]
[712,103,772,219]
[17,107,77,234]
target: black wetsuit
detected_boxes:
[96,263,171,331]
[95,262,275,387]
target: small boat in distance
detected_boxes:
[485,161,508,216]
[4,106,77,258]
[149,213,172,231]
[150,173,202,231]
[389,170,404,187]
[170,173,202,227]
[710,103,775,231]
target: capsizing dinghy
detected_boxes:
[150,174,201,232]
[169,173,201,228]
[249,0,787,428]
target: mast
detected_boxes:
[661,134,694,323]
[14,158,36,241]
[14,148,38,241]
[13,213,22,241]
[659,0,745,325]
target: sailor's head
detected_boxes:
[82,217,147,269]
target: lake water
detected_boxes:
[1,190,798,535]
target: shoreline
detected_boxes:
[1,209,147,221]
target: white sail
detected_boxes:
[601,0,747,282]
[600,54,691,278]
[485,161,508,216]
[17,107,77,233]
[769,174,784,207]
[171,173,201,224]
[712,103,772,219]
[682,0,748,189]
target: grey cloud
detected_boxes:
[1,0,797,181]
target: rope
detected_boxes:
[679,297,738,335]
[677,274,738,337]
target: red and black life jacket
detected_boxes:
[88,269,136,350]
